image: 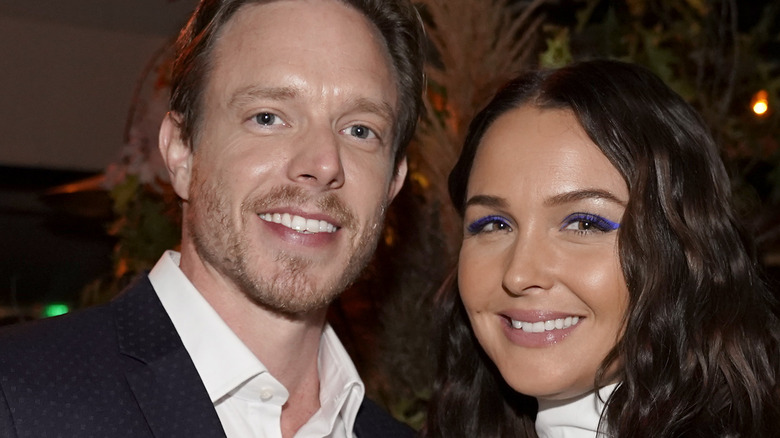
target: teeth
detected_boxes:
[510,316,580,333]
[291,215,306,231]
[259,213,337,234]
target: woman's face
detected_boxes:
[458,105,629,402]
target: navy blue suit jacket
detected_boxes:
[0,275,414,438]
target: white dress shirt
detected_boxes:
[149,250,365,438]
[535,384,617,438]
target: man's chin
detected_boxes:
[235,267,350,317]
[243,287,341,318]
[233,226,379,316]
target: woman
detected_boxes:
[423,60,780,437]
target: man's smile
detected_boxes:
[259,212,339,234]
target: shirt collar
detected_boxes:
[149,250,267,403]
[310,325,365,435]
[148,250,365,435]
[535,383,617,438]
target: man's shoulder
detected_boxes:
[0,301,113,356]
[355,398,416,438]
[0,273,156,368]
[0,273,225,438]
[0,300,122,423]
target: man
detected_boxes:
[0,0,425,436]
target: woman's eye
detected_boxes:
[345,124,376,140]
[253,112,283,126]
[560,213,619,234]
[466,215,512,235]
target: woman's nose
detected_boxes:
[502,231,555,296]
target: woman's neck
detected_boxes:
[535,384,618,438]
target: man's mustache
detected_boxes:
[246,185,357,230]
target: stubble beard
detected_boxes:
[188,173,387,317]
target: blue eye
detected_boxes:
[345,124,376,140]
[560,213,619,234]
[466,215,512,235]
[253,112,282,126]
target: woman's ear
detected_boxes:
[158,112,193,200]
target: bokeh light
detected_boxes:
[752,90,769,116]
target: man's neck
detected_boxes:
[179,251,327,436]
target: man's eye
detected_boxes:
[347,125,376,140]
[560,213,619,234]
[254,112,281,126]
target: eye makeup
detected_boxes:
[560,212,620,233]
[466,215,512,235]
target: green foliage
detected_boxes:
[108,174,181,276]
[81,174,181,308]
[539,27,573,68]
[542,0,780,219]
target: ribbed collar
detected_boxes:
[535,384,617,438]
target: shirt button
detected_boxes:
[260,389,273,402]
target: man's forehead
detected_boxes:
[207,1,398,103]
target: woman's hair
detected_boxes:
[424,59,780,437]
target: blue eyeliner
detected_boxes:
[560,213,620,232]
[467,215,509,234]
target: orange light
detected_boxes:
[752,90,769,116]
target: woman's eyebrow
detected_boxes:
[464,194,508,210]
[544,189,627,208]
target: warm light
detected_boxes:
[752,90,769,116]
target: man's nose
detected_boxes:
[286,124,345,190]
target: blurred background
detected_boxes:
[0,0,196,321]
[1,0,778,427]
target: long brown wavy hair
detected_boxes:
[423,59,780,437]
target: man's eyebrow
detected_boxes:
[344,97,395,123]
[228,85,393,113]
[228,85,300,109]
[464,194,508,210]
[544,189,627,207]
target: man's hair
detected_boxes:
[169,0,425,166]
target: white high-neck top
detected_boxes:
[535,384,617,438]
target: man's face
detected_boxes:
[171,0,405,315]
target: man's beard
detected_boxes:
[187,171,387,316]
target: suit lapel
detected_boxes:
[112,275,226,438]
[354,398,416,438]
